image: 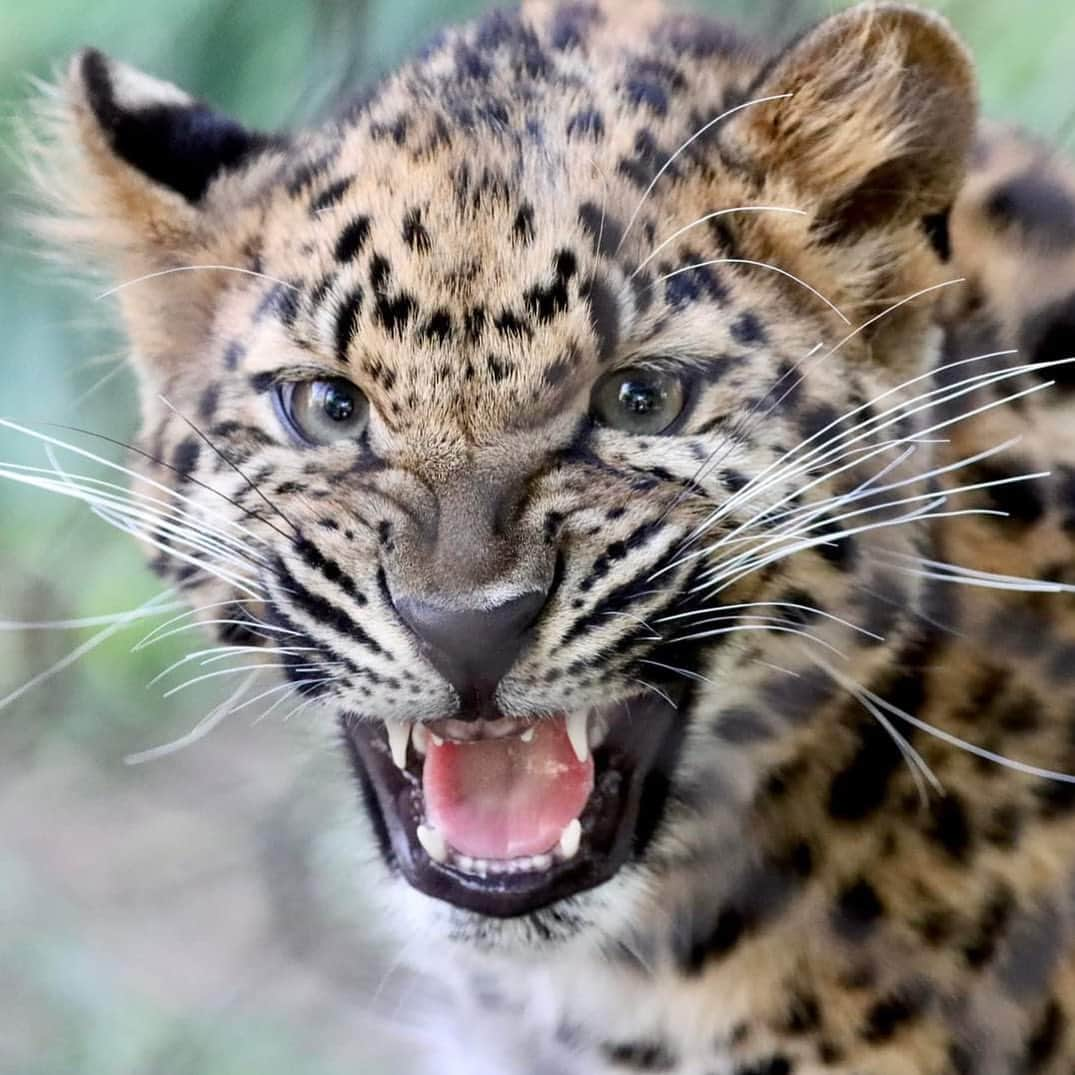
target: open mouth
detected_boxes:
[342,695,682,917]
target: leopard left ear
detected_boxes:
[724,3,977,243]
[26,48,285,266]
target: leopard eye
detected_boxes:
[277,378,369,446]
[590,367,687,435]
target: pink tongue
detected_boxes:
[423,718,594,860]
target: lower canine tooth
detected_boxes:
[566,712,589,763]
[520,727,535,743]
[387,721,411,769]
[559,818,582,859]
[416,824,448,864]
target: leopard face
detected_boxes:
[26,2,976,950]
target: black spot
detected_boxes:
[962,884,1014,968]
[512,203,535,244]
[783,993,822,1035]
[964,458,1045,525]
[834,878,885,940]
[255,282,300,327]
[1023,1000,1064,1071]
[927,794,973,862]
[578,201,623,258]
[624,77,668,116]
[197,382,221,422]
[309,176,353,215]
[730,311,767,346]
[861,985,929,1043]
[550,4,602,50]
[334,288,363,363]
[79,49,281,204]
[463,306,487,342]
[600,1039,677,1071]
[486,354,512,383]
[172,436,200,479]
[525,249,577,323]
[1020,292,1075,388]
[828,707,906,821]
[222,341,245,370]
[663,259,728,309]
[987,171,1075,252]
[495,309,531,338]
[402,209,432,253]
[423,309,453,343]
[335,216,371,262]
[1035,778,1075,818]
[375,291,417,336]
[734,1058,791,1075]
[923,210,952,261]
[713,708,769,743]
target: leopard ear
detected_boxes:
[26,48,284,266]
[725,4,977,243]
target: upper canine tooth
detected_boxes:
[412,724,430,756]
[416,823,449,864]
[387,721,411,769]
[566,712,589,763]
[559,818,582,859]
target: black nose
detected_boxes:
[394,589,546,718]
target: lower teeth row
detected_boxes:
[416,818,582,874]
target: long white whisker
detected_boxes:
[0,590,177,714]
[656,258,851,324]
[632,206,807,278]
[814,655,1075,785]
[0,604,187,631]
[123,670,262,765]
[615,93,793,254]
[96,265,298,301]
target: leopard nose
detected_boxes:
[393,590,547,718]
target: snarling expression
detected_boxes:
[30,2,976,943]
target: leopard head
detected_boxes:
[27,1,975,950]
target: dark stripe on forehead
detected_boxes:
[582,275,621,363]
[335,287,364,363]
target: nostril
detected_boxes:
[393,589,547,715]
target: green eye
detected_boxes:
[279,378,369,445]
[590,367,687,435]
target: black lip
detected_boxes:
[341,694,683,918]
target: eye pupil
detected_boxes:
[322,384,355,422]
[619,380,662,415]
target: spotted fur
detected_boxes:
[19,2,1075,1072]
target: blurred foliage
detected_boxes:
[0,1,1072,1073]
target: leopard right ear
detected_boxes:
[25,48,285,269]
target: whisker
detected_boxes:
[96,265,298,301]
[615,93,793,254]
[0,603,187,631]
[0,590,177,714]
[632,206,807,278]
[158,395,302,541]
[812,655,1075,786]
[123,669,263,765]
[656,258,850,324]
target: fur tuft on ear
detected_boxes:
[725,3,977,243]
[21,49,285,273]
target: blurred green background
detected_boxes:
[0,2,1072,1073]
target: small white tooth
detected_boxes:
[520,727,535,743]
[416,824,448,864]
[431,733,445,747]
[559,818,582,860]
[566,712,589,763]
[387,721,411,769]
[412,724,429,756]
